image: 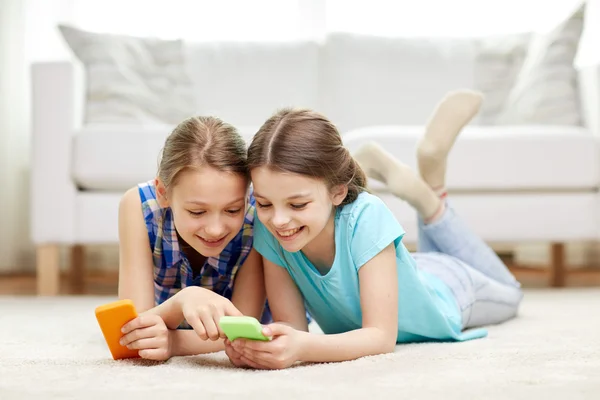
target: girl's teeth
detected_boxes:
[279,228,300,237]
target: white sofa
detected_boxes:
[31,31,600,295]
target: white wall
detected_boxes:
[0,0,31,272]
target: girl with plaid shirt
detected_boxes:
[117,116,266,361]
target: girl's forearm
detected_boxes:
[149,287,214,329]
[171,329,224,356]
[298,328,396,363]
[148,294,185,329]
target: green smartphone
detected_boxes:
[219,316,270,341]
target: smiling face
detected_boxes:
[251,166,346,253]
[157,167,248,257]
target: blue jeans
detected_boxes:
[413,202,524,329]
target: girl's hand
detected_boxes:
[177,287,243,341]
[120,313,173,361]
[224,338,250,368]
[232,323,305,370]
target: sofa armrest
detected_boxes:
[578,65,600,134]
[30,61,84,244]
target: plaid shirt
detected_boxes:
[138,180,255,307]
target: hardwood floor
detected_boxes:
[507,265,600,287]
[0,271,119,296]
[1,264,600,295]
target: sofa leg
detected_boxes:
[69,245,86,294]
[37,244,60,296]
[550,243,566,287]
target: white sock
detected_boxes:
[417,89,483,190]
[353,142,441,220]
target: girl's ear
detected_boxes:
[330,184,348,206]
[155,178,170,208]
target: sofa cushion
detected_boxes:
[319,33,477,133]
[71,125,258,191]
[183,40,320,128]
[472,33,530,124]
[494,5,585,126]
[320,26,585,133]
[343,125,599,190]
[59,25,195,125]
[74,124,598,192]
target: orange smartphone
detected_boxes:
[95,299,140,360]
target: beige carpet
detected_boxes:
[0,289,599,400]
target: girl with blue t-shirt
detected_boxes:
[117,116,266,361]
[226,91,523,370]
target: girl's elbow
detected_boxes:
[377,330,397,354]
[382,338,397,354]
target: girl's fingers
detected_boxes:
[186,313,208,340]
[197,309,220,341]
[138,348,170,361]
[121,314,156,334]
[126,337,161,350]
[240,355,269,370]
[240,347,273,365]
[120,326,158,346]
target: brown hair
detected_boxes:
[158,116,248,189]
[247,108,367,206]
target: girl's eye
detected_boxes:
[226,208,242,215]
[187,210,205,216]
[290,203,308,210]
[257,202,272,209]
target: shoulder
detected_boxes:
[339,192,391,228]
[339,193,405,269]
[138,180,163,218]
[119,186,143,216]
[120,181,164,227]
[137,180,157,202]
[357,191,386,207]
[339,191,405,243]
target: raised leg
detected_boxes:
[417,90,483,192]
[420,206,521,288]
[354,89,520,288]
[417,217,440,253]
[37,244,60,296]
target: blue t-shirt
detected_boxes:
[254,192,487,343]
